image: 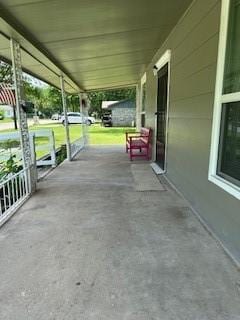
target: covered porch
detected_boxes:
[0,146,239,319]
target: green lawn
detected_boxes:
[0,123,136,159]
[88,125,135,144]
[30,123,135,146]
[0,118,13,123]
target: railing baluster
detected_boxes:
[7,181,11,208]
[3,184,7,213]
[15,177,19,203]
[0,186,3,216]
[11,178,15,205]
[0,167,32,226]
[23,171,26,196]
[19,174,23,199]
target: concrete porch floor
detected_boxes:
[0,146,240,320]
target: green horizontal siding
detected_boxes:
[143,0,240,263]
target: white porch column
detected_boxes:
[10,38,36,193]
[135,83,141,131]
[60,75,71,161]
[81,93,89,145]
[78,92,86,146]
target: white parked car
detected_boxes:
[51,113,60,120]
[60,112,95,125]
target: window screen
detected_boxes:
[141,83,146,112]
[217,102,240,186]
[141,113,145,127]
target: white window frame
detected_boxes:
[208,0,240,200]
[140,73,146,125]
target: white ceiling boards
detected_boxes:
[0,0,192,92]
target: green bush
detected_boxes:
[0,155,23,182]
[56,144,67,165]
[0,109,5,120]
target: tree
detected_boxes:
[87,87,136,117]
[67,94,80,112]
[44,86,62,114]
[0,61,12,83]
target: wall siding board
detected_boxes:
[150,0,219,66]
[172,34,219,82]
[171,65,217,101]
[144,0,240,263]
[169,94,214,119]
[172,2,220,66]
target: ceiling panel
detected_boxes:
[0,0,193,92]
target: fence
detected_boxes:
[33,130,56,167]
[0,130,56,167]
[0,127,86,226]
[70,137,85,159]
[0,166,31,227]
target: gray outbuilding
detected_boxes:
[107,99,136,127]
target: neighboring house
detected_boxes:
[0,105,14,118]
[136,0,240,263]
[102,100,136,127]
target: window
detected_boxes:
[209,0,240,199]
[141,113,145,127]
[223,0,240,94]
[217,102,240,187]
[140,73,146,127]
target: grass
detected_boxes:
[31,123,135,146]
[88,125,135,144]
[0,123,136,159]
[0,118,13,123]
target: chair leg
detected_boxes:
[130,148,133,161]
[147,147,150,160]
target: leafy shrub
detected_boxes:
[0,109,5,120]
[0,155,23,182]
[56,144,67,165]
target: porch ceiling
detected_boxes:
[0,0,192,93]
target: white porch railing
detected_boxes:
[0,166,31,227]
[0,130,56,167]
[33,130,56,167]
[70,136,85,159]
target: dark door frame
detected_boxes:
[153,50,171,173]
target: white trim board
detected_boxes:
[141,73,146,85]
[155,50,171,71]
[151,162,164,175]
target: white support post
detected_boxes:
[10,38,36,193]
[60,75,71,161]
[135,84,141,131]
[78,92,84,144]
[81,93,89,145]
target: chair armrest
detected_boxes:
[129,136,142,140]
[126,131,140,141]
